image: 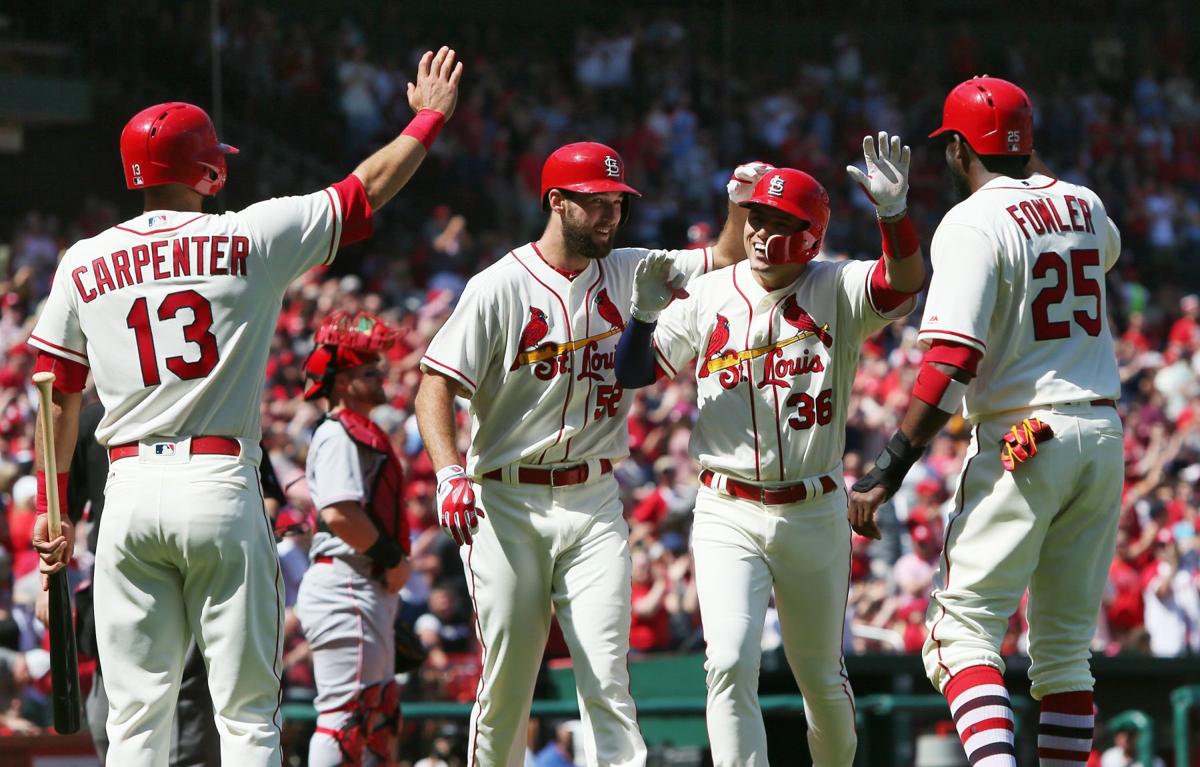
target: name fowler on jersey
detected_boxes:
[72,234,252,303]
[1004,193,1096,241]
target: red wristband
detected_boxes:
[35,470,70,517]
[878,213,921,260]
[401,109,445,151]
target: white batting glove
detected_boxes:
[436,465,484,546]
[631,251,690,323]
[727,161,775,204]
[846,132,911,219]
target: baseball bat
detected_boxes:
[33,371,82,734]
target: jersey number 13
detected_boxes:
[126,290,220,386]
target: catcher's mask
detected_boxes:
[302,311,399,401]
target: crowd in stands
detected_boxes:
[2,2,1200,761]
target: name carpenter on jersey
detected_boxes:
[72,235,252,303]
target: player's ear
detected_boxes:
[547,189,568,216]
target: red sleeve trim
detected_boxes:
[868,258,918,312]
[331,174,375,248]
[923,339,984,375]
[419,355,479,394]
[28,335,88,366]
[34,350,89,392]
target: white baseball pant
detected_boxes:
[462,473,644,767]
[94,443,283,766]
[923,403,1124,699]
[692,483,857,767]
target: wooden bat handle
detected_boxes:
[32,371,63,540]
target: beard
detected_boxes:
[949,165,971,201]
[562,215,616,260]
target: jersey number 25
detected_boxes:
[126,290,220,386]
[1031,248,1102,341]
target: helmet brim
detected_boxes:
[738,197,813,227]
[555,180,641,198]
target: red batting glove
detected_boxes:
[435,465,484,546]
[1000,418,1053,471]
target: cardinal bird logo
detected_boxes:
[595,289,625,331]
[511,306,551,370]
[699,314,732,378]
[780,295,833,347]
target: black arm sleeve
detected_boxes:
[614,318,659,389]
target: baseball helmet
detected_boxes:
[739,168,830,266]
[540,142,641,218]
[120,102,239,196]
[302,311,399,401]
[928,76,1034,156]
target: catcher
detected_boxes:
[295,311,416,766]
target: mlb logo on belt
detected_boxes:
[154,442,177,456]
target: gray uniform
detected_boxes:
[296,417,400,766]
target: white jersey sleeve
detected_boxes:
[1101,216,1121,271]
[420,277,502,397]
[836,258,917,336]
[917,223,999,354]
[29,250,89,367]
[652,293,701,378]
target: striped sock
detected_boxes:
[944,665,1017,766]
[1038,691,1094,766]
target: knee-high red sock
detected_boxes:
[944,665,1017,766]
[1038,690,1094,766]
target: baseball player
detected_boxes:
[413,142,751,767]
[30,47,461,765]
[614,136,924,766]
[296,310,411,767]
[848,77,1124,767]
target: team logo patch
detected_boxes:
[603,155,621,178]
[509,298,625,382]
[699,296,832,389]
[768,175,786,197]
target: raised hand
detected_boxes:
[631,251,689,323]
[727,161,775,204]
[846,132,911,219]
[407,46,464,120]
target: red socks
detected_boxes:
[1038,690,1094,766]
[944,665,1017,766]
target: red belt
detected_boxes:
[701,469,839,505]
[482,459,613,487]
[108,436,241,463]
[1091,399,1118,408]
[314,556,334,565]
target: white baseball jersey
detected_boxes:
[918,173,1121,420]
[652,258,913,483]
[29,177,372,446]
[420,243,713,474]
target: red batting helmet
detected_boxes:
[540,142,641,216]
[120,102,239,196]
[739,168,830,266]
[302,311,399,401]
[928,76,1034,156]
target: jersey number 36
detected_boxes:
[126,290,220,387]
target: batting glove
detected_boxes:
[727,161,775,204]
[1000,418,1054,471]
[631,251,689,323]
[846,132,911,219]
[436,465,484,546]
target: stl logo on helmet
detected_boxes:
[603,155,621,178]
[768,176,786,197]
